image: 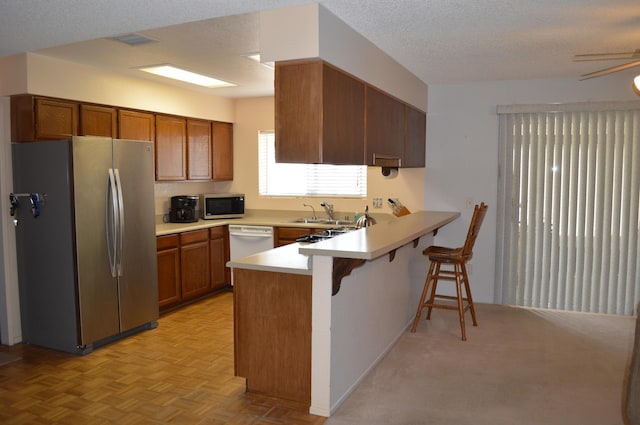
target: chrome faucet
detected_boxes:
[320,201,334,220]
[303,203,317,220]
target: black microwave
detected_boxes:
[200,193,245,219]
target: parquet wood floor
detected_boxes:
[0,291,326,425]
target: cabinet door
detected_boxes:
[274,227,312,247]
[187,119,212,180]
[275,61,323,164]
[209,227,229,290]
[118,109,155,141]
[322,64,365,165]
[10,95,78,141]
[365,86,405,165]
[180,240,211,300]
[80,104,117,137]
[157,247,181,310]
[210,238,227,290]
[157,235,181,310]
[212,121,234,181]
[404,105,426,168]
[156,115,187,181]
[35,97,78,140]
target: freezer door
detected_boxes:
[12,140,81,352]
[113,139,159,331]
[72,137,121,344]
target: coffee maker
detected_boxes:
[169,195,198,223]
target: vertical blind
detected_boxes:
[258,131,367,197]
[496,102,640,315]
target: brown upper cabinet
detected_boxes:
[365,86,405,165]
[118,109,155,141]
[404,105,426,168]
[274,60,426,168]
[275,60,365,165]
[156,118,234,182]
[212,121,234,181]
[10,94,234,180]
[155,114,187,181]
[80,104,117,137]
[11,95,78,141]
[187,119,212,181]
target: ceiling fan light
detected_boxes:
[634,75,640,95]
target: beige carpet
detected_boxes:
[326,303,635,425]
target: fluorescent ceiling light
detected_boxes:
[137,64,236,88]
[242,53,275,70]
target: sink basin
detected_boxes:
[289,218,329,224]
[288,218,356,227]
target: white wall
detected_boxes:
[426,72,640,304]
[260,4,427,111]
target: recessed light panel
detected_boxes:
[137,64,236,88]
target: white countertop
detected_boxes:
[155,209,393,236]
[226,210,460,273]
[298,210,460,260]
[225,242,313,276]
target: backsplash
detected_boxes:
[154,181,219,215]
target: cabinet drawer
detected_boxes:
[180,229,209,245]
[209,226,226,239]
[277,227,312,239]
[157,234,179,250]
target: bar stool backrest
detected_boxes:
[461,202,488,261]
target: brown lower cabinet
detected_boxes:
[274,227,313,247]
[234,268,312,404]
[209,226,230,291]
[180,229,211,300]
[156,234,181,310]
[156,226,230,312]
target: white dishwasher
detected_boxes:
[228,225,274,284]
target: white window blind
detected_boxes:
[496,102,640,315]
[258,131,367,197]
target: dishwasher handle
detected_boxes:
[228,225,273,237]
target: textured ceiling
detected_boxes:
[1,0,639,97]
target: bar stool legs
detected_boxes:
[411,259,478,341]
[411,202,487,341]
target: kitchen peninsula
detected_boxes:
[228,210,459,417]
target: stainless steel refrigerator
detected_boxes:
[12,136,159,354]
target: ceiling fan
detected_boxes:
[573,49,640,80]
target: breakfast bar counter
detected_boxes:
[229,210,459,416]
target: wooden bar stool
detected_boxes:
[411,202,488,340]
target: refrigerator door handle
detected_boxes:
[106,168,119,278]
[114,168,125,277]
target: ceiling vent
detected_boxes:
[109,33,157,47]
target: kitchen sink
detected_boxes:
[288,218,356,227]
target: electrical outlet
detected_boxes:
[466,197,475,209]
[372,197,383,208]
